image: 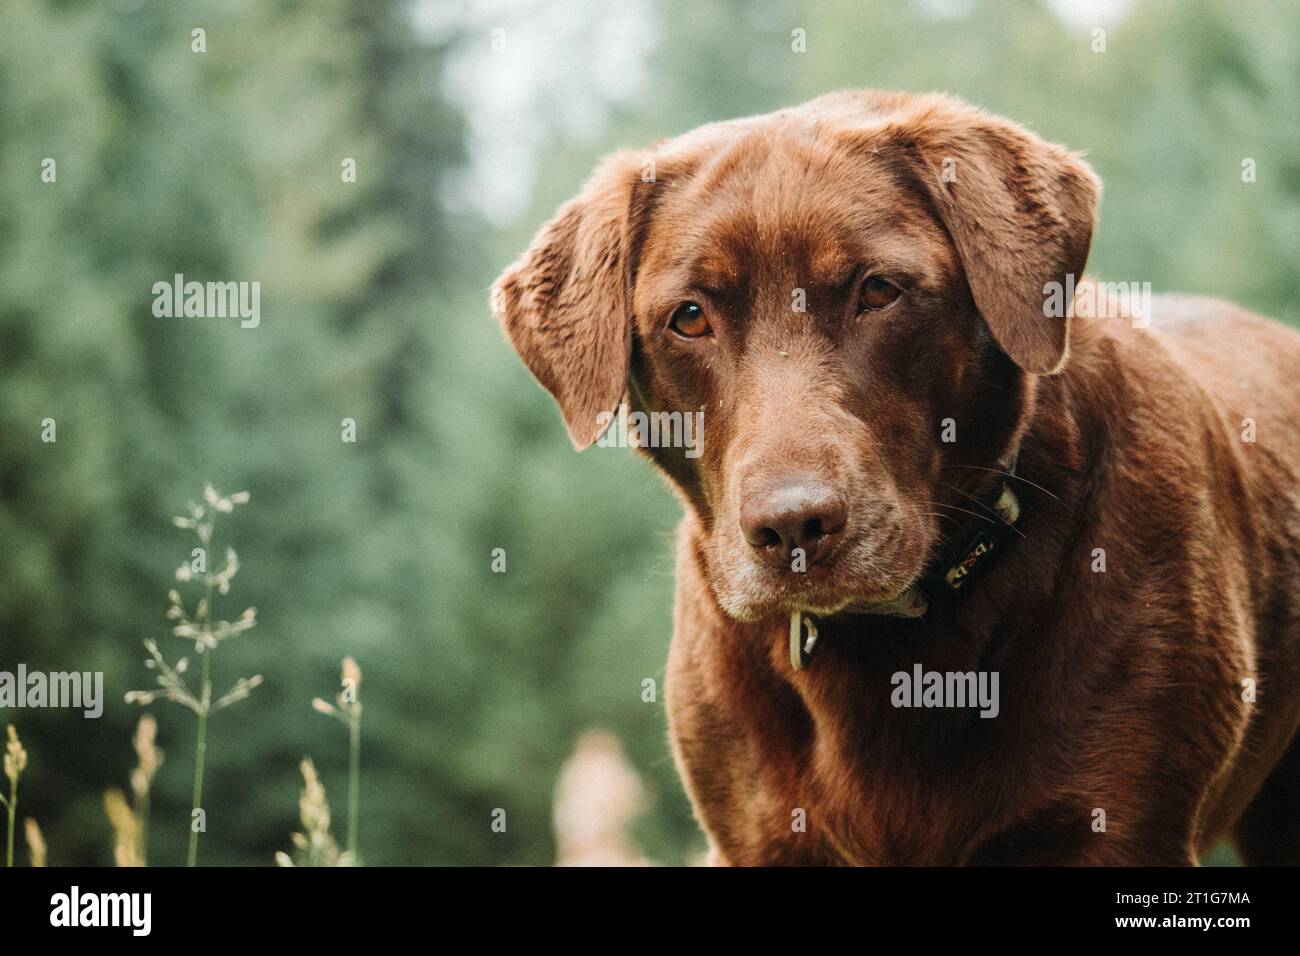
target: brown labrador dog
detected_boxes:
[493,90,1300,865]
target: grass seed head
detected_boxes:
[4,725,27,784]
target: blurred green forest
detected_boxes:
[1,0,1296,865]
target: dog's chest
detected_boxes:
[761,636,1018,865]
[801,769,981,866]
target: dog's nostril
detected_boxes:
[740,481,848,567]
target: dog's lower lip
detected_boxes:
[774,585,902,617]
[751,566,920,619]
[799,591,902,614]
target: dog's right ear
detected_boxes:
[492,151,647,450]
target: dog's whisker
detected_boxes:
[937,482,1027,539]
[900,509,961,528]
[913,499,998,525]
[950,464,1061,501]
[967,376,1018,396]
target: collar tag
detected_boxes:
[789,611,818,671]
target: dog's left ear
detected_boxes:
[492,151,647,450]
[859,98,1101,374]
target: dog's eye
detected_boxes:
[668,302,712,339]
[859,276,902,312]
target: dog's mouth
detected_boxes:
[776,580,918,619]
[712,539,930,623]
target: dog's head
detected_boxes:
[494,90,1099,622]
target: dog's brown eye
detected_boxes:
[669,302,711,339]
[859,276,902,312]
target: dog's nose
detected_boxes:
[741,482,848,568]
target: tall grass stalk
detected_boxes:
[1,726,28,867]
[103,789,143,867]
[104,715,164,866]
[312,656,363,861]
[127,484,262,866]
[24,818,46,867]
[348,707,360,860]
[130,715,163,865]
[188,648,211,867]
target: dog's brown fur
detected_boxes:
[494,90,1300,865]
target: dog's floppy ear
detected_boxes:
[492,150,646,449]
[869,97,1100,374]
